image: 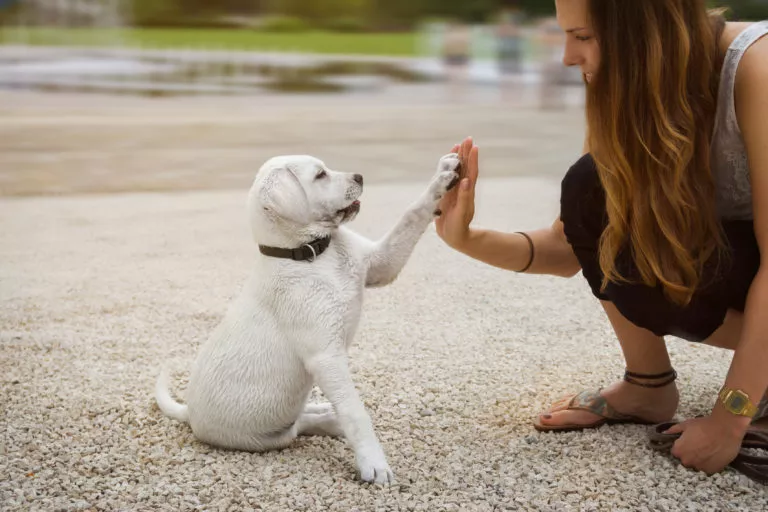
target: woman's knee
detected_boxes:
[559,153,610,300]
[559,153,606,244]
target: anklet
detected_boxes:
[623,368,677,388]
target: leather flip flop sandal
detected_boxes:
[648,422,768,485]
[533,389,656,433]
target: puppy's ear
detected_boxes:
[260,166,310,224]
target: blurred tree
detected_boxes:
[368,0,429,29]
[511,0,555,17]
[131,0,182,24]
[131,0,264,25]
[714,0,768,19]
[266,0,371,21]
[422,0,498,22]
[220,0,263,13]
[122,0,768,30]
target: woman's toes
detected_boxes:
[538,409,601,427]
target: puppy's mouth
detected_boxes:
[338,200,361,217]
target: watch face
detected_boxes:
[730,394,746,411]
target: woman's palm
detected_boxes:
[435,139,477,248]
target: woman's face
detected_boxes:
[555,0,601,82]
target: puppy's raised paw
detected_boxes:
[430,153,461,201]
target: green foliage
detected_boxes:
[320,17,369,32]
[0,27,417,56]
[715,0,768,19]
[258,15,311,32]
[266,0,372,21]
[0,1,21,26]
[130,0,183,25]
[421,0,499,23]
[516,0,556,17]
[13,0,763,34]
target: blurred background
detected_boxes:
[0,0,766,196]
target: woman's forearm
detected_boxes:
[453,219,581,277]
[716,265,768,431]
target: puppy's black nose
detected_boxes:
[353,174,363,185]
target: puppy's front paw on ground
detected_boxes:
[357,457,395,485]
[431,153,461,200]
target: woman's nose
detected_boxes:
[562,41,582,67]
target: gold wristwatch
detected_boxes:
[718,386,758,418]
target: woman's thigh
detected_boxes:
[559,154,760,342]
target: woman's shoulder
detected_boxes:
[719,21,754,52]
[719,21,768,62]
[726,21,768,101]
[718,21,768,108]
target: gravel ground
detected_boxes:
[2,175,766,511]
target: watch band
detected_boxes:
[718,386,759,418]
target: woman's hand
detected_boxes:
[665,413,747,475]
[435,137,479,250]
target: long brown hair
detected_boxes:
[585,0,727,305]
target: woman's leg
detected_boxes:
[546,154,677,426]
[539,306,768,428]
[704,310,743,350]
[550,154,762,429]
[537,301,679,428]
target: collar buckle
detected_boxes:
[302,243,317,262]
[260,236,330,263]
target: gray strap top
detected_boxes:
[710,20,768,220]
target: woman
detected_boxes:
[436,0,768,476]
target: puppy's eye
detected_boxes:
[315,170,327,180]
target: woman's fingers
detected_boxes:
[460,137,473,165]
[444,138,474,208]
[467,146,479,189]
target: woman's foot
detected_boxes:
[537,379,679,430]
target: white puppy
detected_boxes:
[155,153,460,484]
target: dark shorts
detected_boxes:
[559,153,760,342]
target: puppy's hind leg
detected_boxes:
[245,426,299,452]
[296,412,343,438]
[304,402,334,415]
[247,410,342,449]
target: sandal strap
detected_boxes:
[567,390,637,421]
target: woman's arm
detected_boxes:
[453,219,581,277]
[714,35,768,430]
[436,138,582,278]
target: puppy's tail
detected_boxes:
[155,368,189,423]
